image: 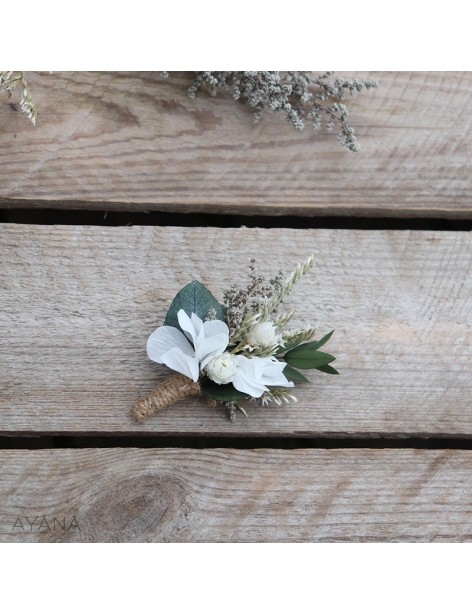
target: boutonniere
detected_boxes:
[132,255,337,422]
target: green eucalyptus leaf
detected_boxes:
[164,281,226,331]
[202,381,249,402]
[315,364,339,375]
[283,364,310,383]
[285,349,336,369]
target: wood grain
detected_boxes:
[1,72,471,218]
[1,448,471,542]
[1,224,471,436]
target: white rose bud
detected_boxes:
[247,321,280,348]
[206,352,238,385]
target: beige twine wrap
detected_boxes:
[132,374,203,422]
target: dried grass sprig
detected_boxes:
[281,326,318,348]
[230,254,314,346]
[0,71,36,125]
[261,388,298,406]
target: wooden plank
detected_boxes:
[1,71,471,219]
[1,224,471,436]
[1,448,471,542]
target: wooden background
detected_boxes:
[1,71,472,218]
[0,71,471,542]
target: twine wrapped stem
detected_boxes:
[132,374,202,422]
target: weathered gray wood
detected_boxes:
[1,448,471,542]
[1,72,471,218]
[1,225,471,436]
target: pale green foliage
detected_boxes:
[226,254,317,358]
[0,71,36,125]
[261,254,315,319]
[261,388,298,406]
[281,327,318,348]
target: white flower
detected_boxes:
[146,310,229,382]
[206,352,292,398]
[247,321,281,348]
[231,355,294,398]
[146,309,292,400]
[206,353,238,384]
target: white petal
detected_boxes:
[190,313,204,336]
[234,354,257,376]
[177,310,200,345]
[159,348,200,382]
[265,371,294,388]
[147,326,194,363]
[231,355,267,397]
[235,355,263,381]
[259,357,294,388]
[232,371,268,398]
[197,333,230,367]
[260,359,289,378]
[202,319,229,338]
[232,355,293,396]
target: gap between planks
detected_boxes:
[1,435,472,450]
[1,208,472,230]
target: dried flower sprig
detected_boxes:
[0,71,36,125]
[2,71,376,148]
[132,255,338,423]
[229,254,314,351]
[261,388,298,406]
[185,71,378,151]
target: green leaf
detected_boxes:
[202,381,249,402]
[283,364,310,383]
[275,342,300,355]
[304,330,334,351]
[285,349,336,370]
[275,331,335,356]
[164,281,226,331]
[315,364,339,375]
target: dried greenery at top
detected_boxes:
[0,71,36,125]
[1,71,377,150]
[186,71,378,151]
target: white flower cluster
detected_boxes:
[147,309,292,398]
[247,321,281,349]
